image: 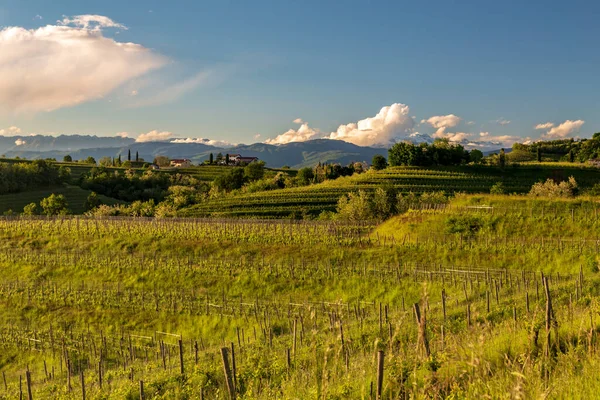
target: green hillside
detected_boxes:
[0,185,125,214]
[181,164,600,218]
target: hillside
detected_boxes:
[181,164,600,218]
[0,184,124,214]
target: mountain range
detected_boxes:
[1,134,506,169]
[2,136,386,169]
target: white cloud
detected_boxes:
[0,16,166,113]
[265,123,322,145]
[479,132,489,137]
[130,90,138,96]
[544,120,585,138]
[34,15,43,20]
[136,130,173,142]
[423,114,461,137]
[293,118,303,124]
[170,138,236,147]
[59,15,127,30]
[467,121,476,126]
[14,138,26,146]
[535,122,554,130]
[495,118,511,126]
[434,131,472,142]
[116,132,129,138]
[0,126,22,135]
[254,133,261,139]
[328,103,415,146]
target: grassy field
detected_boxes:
[0,184,124,214]
[0,194,599,398]
[182,164,600,218]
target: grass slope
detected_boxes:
[0,184,124,214]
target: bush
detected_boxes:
[490,182,505,194]
[22,203,38,216]
[529,177,578,198]
[336,190,374,221]
[40,194,69,216]
[445,215,485,235]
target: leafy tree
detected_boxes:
[296,167,314,186]
[99,157,113,167]
[22,203,38,216]
[371,154,387,170]
[216,153,223,163]
[209,153,214,164]
[153,156,170,167]
[58,166,71,182]
[85,156,96,165]
[388,142,417,166]
[244,161,265,181]
[40,194,69,216]
[63,155,72,162]
[469,149,484,164]
[336,190,374,221]
[498,148,506,169]
[214,168,245,191]
[84,192,102,211]
[372,186,397,219]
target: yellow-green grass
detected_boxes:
[0,184,124,214]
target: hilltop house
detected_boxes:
[224,154,259,165]
[170,158,192,168]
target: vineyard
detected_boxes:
[181,164,600,218]
[1,195,600,398]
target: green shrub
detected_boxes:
[529,176,578,198]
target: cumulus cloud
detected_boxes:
[0,16,166,113]
[543,120,585,138]
[170,137,236,147]
[495,118,511,126]
[14,139,26,146]
[434,131,472,142]
[293,118,303,124]
[328,103,414,146]
[422,114,461,137]
[0,126,22,135]
[535,122,554,130]
[265,122,322,145]
[136,130,173,142]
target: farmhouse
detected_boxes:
[226,154,259,165]
[170,158,192,168]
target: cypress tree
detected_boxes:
[536,147,542,162]
[209,153,214,164]
[128,149,131,161]
[136,151,139,162]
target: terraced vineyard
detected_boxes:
[182,165,600,217]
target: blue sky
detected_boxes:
[0,0,599,147]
